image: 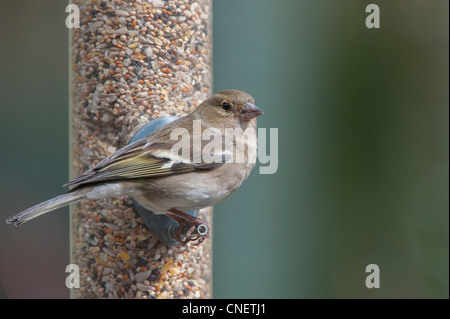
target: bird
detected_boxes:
[6,90,263,244]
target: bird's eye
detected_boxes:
[221,102,231,111]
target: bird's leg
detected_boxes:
[167,208,209,245]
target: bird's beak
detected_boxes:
[239,103,264,120]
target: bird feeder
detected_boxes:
[69,0,212,299]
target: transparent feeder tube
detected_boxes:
[69,0,212,299]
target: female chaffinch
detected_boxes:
[6,90,263,244]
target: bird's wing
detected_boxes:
[64,132,226,188]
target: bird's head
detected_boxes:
[194,90,263,129]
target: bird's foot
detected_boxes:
[167,209,209,245]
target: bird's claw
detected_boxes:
[167,209,209,245]
[176,223,209,245]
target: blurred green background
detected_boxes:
[0,0,448,298]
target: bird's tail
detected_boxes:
[6,188,87,226]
